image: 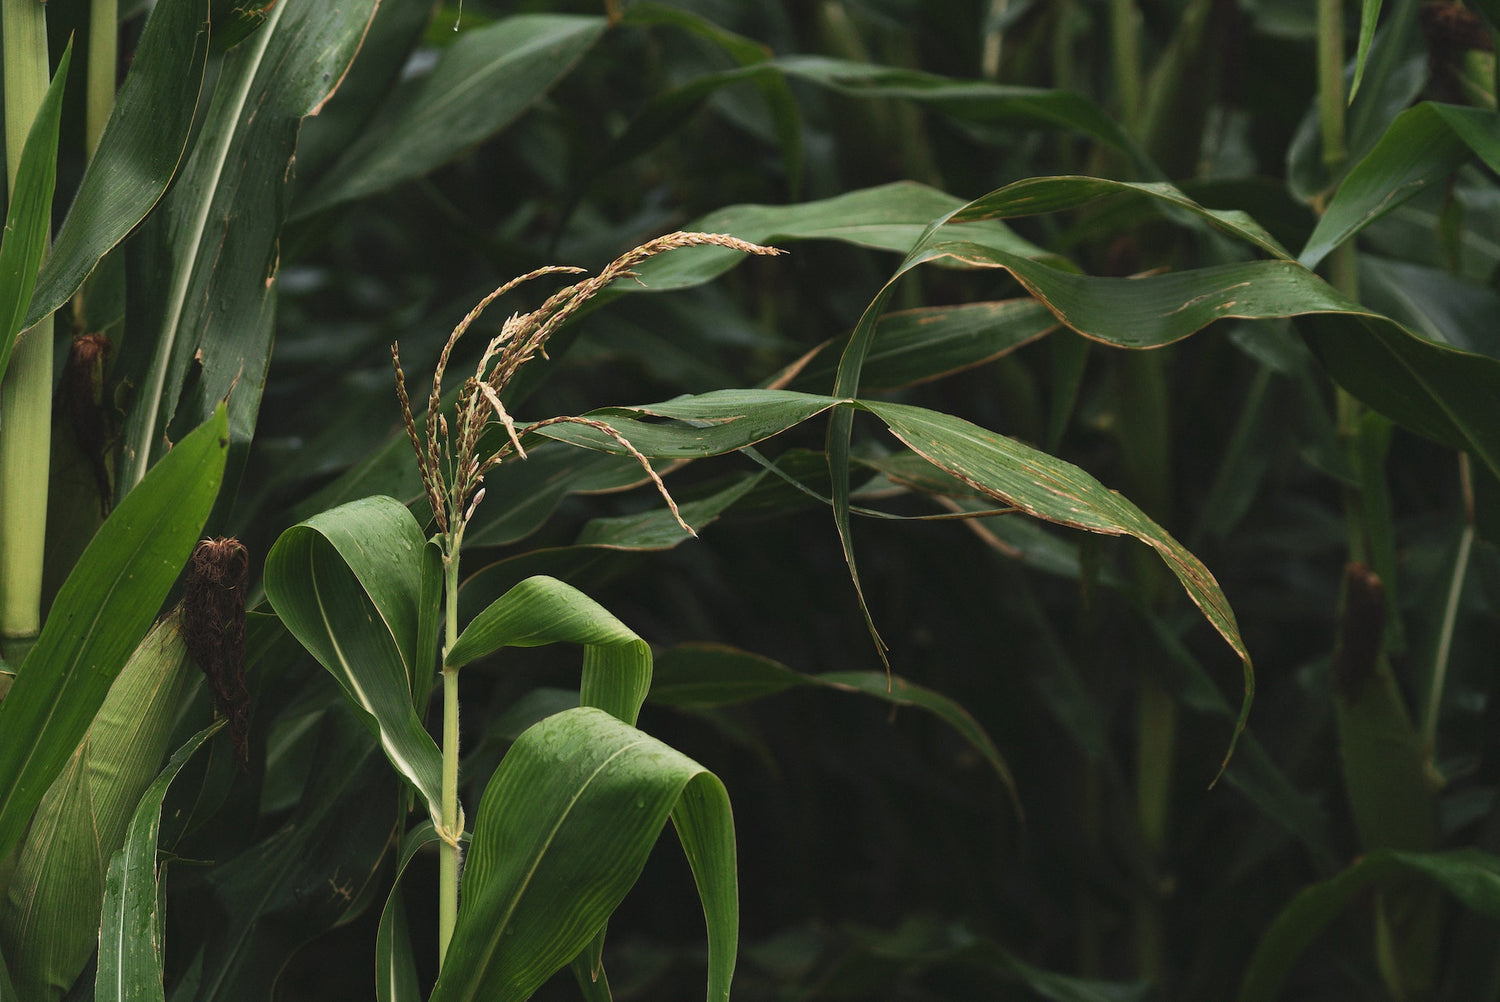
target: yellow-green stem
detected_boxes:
[0,0,54,652]
[1422,456,1475,756]
[438,526,464,967]
[1109,0,1142,133]
[1317,0,1348,175]
[87,0,116,158]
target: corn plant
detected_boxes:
[3,0,1500,1000]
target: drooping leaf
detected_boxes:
[627,181,1061,291]
[529,389,839,458]
[295,14,608,216]
[95,723,222,1002]
[0,405,228,863]
[429,707,737,1002]
[116,0,379,493]
[770,55,1152,172]
[787,300,1060,393]
[860,399,1255,768]
[25,0,210,328]
[650,643,1018,806]
[446,575,652,726]
[0,42,70,386]
[951,175,1295,260]
[1238,848,1500,1002]
[264,495,445,824]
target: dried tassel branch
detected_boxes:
[392,232,784,542]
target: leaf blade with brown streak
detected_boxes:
[860,399,1254,774]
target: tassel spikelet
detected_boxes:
[392,232,784,540]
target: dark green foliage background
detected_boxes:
[5,0,1500,999]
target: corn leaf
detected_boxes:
[116,0,378,493]
[374,823,439,1002]
[1300,103,1500,269]
[95,723,221,1002]
[528,389,839,458]
[952,175,1294,260]
[0,404,227,863]
[1350,0,1385,101]
[0,42,69,386]
[264,495,445,825]
[651,643,1018,807]
[429,707,736,1002]
[446,575,652,727]
[24,0,210,328]
[0,613,196,1001]
[1238,848,1500,1002]
[863,398,1254,762]
[295,14,607,216]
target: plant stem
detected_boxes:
[1421,457,1475,755]
[1109,0,1142,134]
[438,526,464,968]
[0,0,54,655]
[1317,0,1348,176]
[87,0,116,158]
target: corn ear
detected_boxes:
[0,612,194,1000]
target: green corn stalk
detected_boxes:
[0,0,55,662]
[391,232,781,968]
[1315,2,1443,994]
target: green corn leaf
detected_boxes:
[24,0,210,328]
[116,0,378,494]
[1350,0,1385,101]
[651,643,1019,809]
[0,612,196,1001]
[428,707,737,1002]
[0,748,99,1002]
[0,404,228,863]
[446,575,651,727]
[600,2,804,197]
[189,707,398,1002]
[1301,103,1500,269]
[786,299,1060,393]
[295,14,607,217]
[861,398,1255,770]
[95,723,222,1002]
[770,54,1152,172]
[264,495,445,825]
[375,823,440,1002]
[0,41,69,386]
[1238,848,1500,1002]
[463,445,652,547]
[629,181,1061,292]
[529,389,839,458]
[951,175,1295,260]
